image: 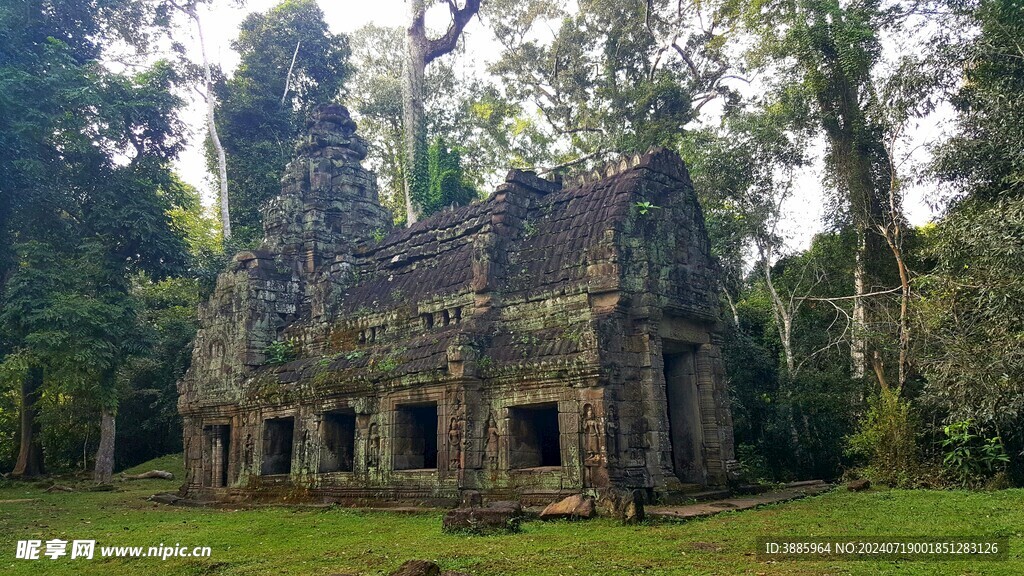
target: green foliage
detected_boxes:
[417,136,479,217]
[212,0,352,245]
[633,201,660,215]
[920,0,1024,483]
[916,199,1024,433]
[350,26,544,224]
[265,338,300,365]
[682,108,808,291]
[114,276,199,468]
[486,0,720,168]
[725,287,861,481]
[933,0,1024,203]
[847,389,918,487]
[0,0,208,469]
[0,383,18,471]
[940,420,1010,488]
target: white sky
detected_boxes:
[174,0,944,253]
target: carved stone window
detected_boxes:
[509,403,561,469]
[393,403,438,470]
[319,410,355,473]
[261,417,294,475]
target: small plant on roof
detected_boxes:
[265,338,300,365]
[634,201,661,215]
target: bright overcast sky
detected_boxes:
[174,0,943,253]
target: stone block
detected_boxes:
[539,494,595,520]
[389,560,440,576]
[442,505,522,535]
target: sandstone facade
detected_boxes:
[178,103,738,505]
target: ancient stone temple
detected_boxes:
[178,103,738,505]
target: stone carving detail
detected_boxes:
[485,412,499,469]
[606,403,620,463]
[583,403,602,486]
[448,415,463,471]
[367,422,381,469]
[242,432,254,474]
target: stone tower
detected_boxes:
[262,103,392,275]
[178,105,392,487]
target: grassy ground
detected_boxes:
[1,455,1021,575]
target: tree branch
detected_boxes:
[536,150,607,175]
[280,40,301,107]
[425,0,483,64]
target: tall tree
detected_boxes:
[745,0,901,379]
[487,0,740,170]
[352,24,536,224]
[166,0,232,239]
[922,0,1024,477]
[403,0,482,225]
[0,0,188,480]
[213,0,352,246]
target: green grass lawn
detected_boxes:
[1,455,1021,575]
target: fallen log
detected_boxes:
[122,470,174,480]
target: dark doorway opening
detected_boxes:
[261,417,294,475]
[394,403,438,470]
[663,342,705,484]
[319,410,356,473]
[203,424,230,487]
[509,403,562,468]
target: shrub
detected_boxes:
[264,339,299,365]
[847,388,918,487]
[940,419,1010,488]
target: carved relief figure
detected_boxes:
[606,403,620,462]
[300,426,312,472]
[583,403,602,486]
[485,413,499,469]
[367,422,381,468]
[242,432,254,473]
[447,416,463,470]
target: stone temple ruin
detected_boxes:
[178,103,738,505]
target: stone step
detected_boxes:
[647,481,833,522]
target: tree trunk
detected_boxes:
[189,5,231,240]
[401,0,481,226]
[403,0,429,226]
[815,71,889,382]
[11,366,44,478]
[93,408,115,484]
[851,228,868,380]
[763,260,796,376]
[723,287,740,328]
[880,217,911,397]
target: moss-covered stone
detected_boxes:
[178,105,738,506]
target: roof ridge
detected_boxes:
[563,152,644,189]
[562,147,687,189]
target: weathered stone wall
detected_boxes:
[178,104,737,504]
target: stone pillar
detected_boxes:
[211,430,224,488]
[695,343,737,484]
